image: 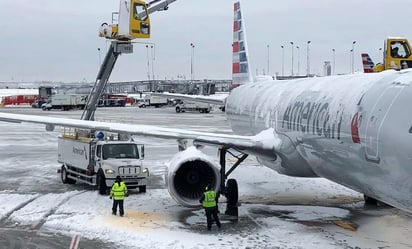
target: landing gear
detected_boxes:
[218,146,248,217]
[225,178,239,216]
[97,171,107,195]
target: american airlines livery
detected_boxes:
[1,1,412,214]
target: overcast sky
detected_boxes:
[1,0,412,83]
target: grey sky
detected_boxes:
[1,0,412,82]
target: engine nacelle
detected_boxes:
[167,147,221,208]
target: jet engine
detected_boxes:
[167,147,221,207]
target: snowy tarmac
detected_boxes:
[0,106,412,248]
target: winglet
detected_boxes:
[361,53,375,73]
[232,0,253,89]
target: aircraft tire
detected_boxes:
[226,178,238,206]
[97,171,107,195]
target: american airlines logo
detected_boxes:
[282,101,344,140]
[72,146,88,160]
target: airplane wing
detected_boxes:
[0,112,279,155]
[151,92,227,105]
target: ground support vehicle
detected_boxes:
[362,37,412,73]
[175,100,212,113]
[42,94,87,111]
[137,94,168,108]
[58,129,149,194]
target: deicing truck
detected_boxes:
[58,129,148,194]
[42,94,87,111]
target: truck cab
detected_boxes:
[99,0,150,40]
[383,38,412,71]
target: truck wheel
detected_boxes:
[142,104,146,108]
[199,109,204,113]
[61,166,76,184]
[97,172,107,195]
[42,106,47,111]
[205,109,210,113]
[226,178,238,206]
[175,107,181,113]
[139,185,146,193]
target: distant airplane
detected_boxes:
[1,0,412,215]
[361,53,375,73]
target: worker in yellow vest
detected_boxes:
[199,184,221,231]
[110,175,128,217]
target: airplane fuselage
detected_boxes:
[225,69,412,212]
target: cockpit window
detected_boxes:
[409,126,412,133]
[390,41,411,58]
[134,3,148,21]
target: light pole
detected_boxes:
[332,48,335,75]
[151,45,155,81]
[296,45,300,76]
[379,47,382,60]
[351,41,356,73]
[306,40,311,76]
[281,45,284,77]
[290,41,294,76]
[350,49,353,74]
[97,48,101,66]
[145,45,150,81]
[266,44,270,75]
[190,43,195,83]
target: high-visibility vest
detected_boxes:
[110,181,128,200]
[202,190,217,208]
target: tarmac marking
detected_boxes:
[0,194,39,223]
[245,213,265,229]
[31,190,87,230]
[69,234,80,249]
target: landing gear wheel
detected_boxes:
[61,165,76,184]
[139,185,146,193]
[225,178,239,216]
[226,178,238,206]
[97,172,107,195]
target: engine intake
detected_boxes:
[167,147,221,207]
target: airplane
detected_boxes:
[1,0,412,215]
[361,53,375,73]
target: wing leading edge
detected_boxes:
[0,112,280,157]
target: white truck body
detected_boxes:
[137,94,168,108]
[57,130,148,194]
[175,100,212,113]
[42,94,87,111]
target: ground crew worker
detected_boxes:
[199,184,221,231]
[110,175,128,217]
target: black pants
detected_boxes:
[205,206,221,230]
[112,199,124,216]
